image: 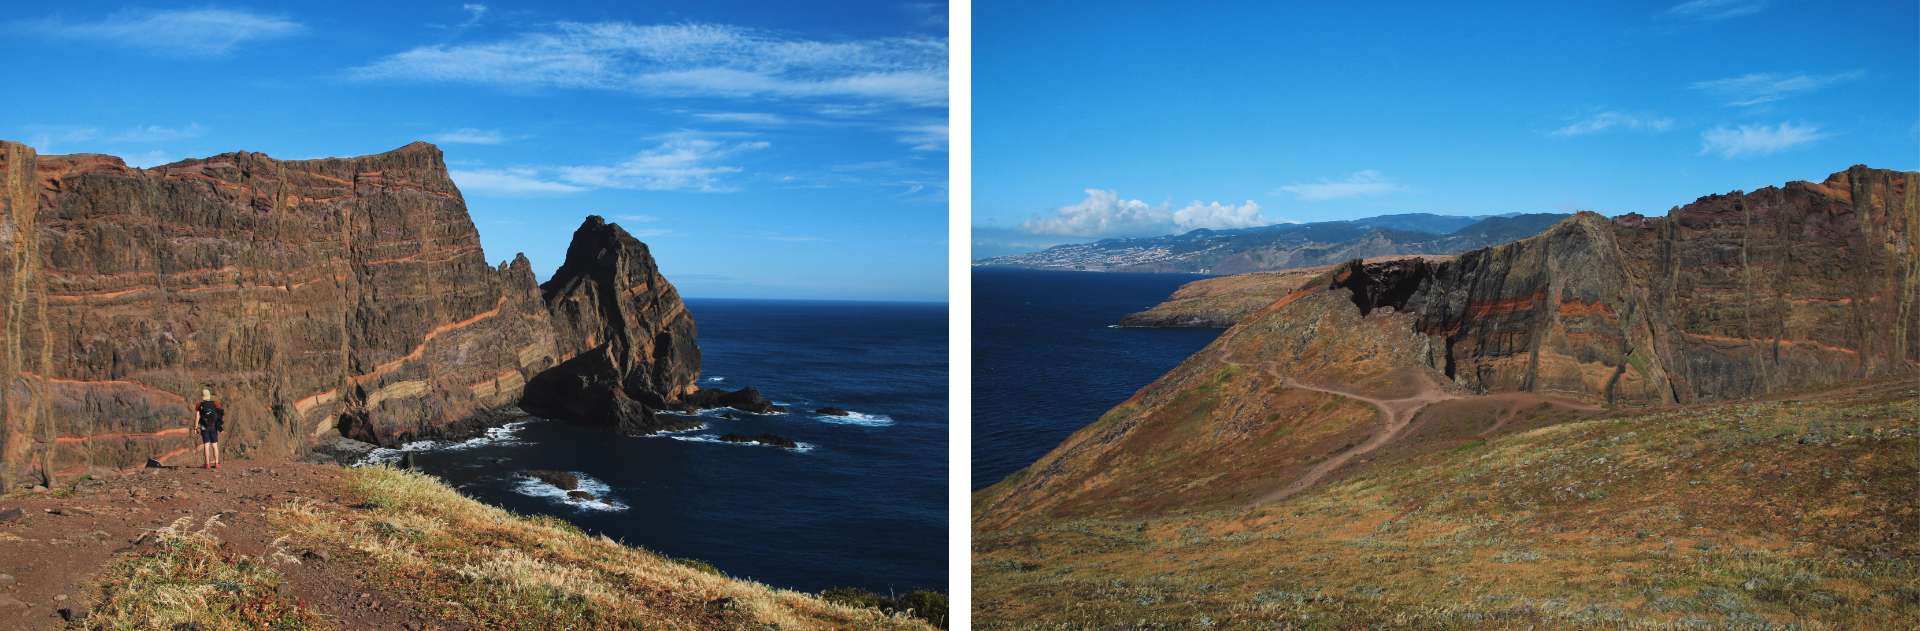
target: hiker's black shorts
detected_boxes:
[199,429,219,444]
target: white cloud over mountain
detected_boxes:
[1015,190,1292,238]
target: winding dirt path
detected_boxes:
[1212,328,1460,507]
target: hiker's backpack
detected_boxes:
[198,401,225,432]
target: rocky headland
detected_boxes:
[0,140,769,489]
[974,166,1919,629]
[1117,255,1455,328]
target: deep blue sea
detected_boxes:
[384,299,946,595]
[972,268,1226,490]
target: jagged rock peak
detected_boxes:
[520,215,702,434]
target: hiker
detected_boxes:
[196,389,225,469]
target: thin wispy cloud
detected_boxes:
[111,123,206,142]
[1015,190,1292,238]
[1664,0,1769,21]
[20,8,301,57]
[897,123,947,151]
[1550,110,1673,136]
[123,150,175,169]
[428,4,489,34]
[557,138,769,191]
[1689,71,1864,106]
[628,228,672,237]
[614,214,662,222]
[449,168,587,194]
[351,22,947,107]
[693,112,786,124]
[23,125,98,153]
[454,138,768,195]
[1698,122,1827,158]
[433,128,507,144]
[1274,170,1406,201]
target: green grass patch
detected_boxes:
[1448,438,1488,454]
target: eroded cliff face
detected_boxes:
[976,166,1918,529]
[0,141,705,485]
[1412,166,1918,405]
[520,216,702,434]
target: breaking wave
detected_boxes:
[510,471,626,512]
[354,421,534,466]
[811,410,894,427]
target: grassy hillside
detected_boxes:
[87,466,938,630]
[974,376,1918,630]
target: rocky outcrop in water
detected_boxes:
[520,216,701,435]
[682,386,788,414]
[0,141,717,487]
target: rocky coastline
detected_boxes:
[0,140,783,487]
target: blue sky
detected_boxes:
[974,0,1918,258]
[3,1,948,301]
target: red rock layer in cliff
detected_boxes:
[0,141,704,486]
[1360,166,1917,406]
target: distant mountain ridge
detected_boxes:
[973,212,1571,274]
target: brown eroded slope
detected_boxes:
[977,166,1918,533]
[974,375,1918,629]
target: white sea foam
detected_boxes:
[652,422,708,434]
[353,421,535,466]
[811,410,894,427]
[660,433,813,451]
[510,471,627,512]
[704,376,726,382]
[691,405,788,417]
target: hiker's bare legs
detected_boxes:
[211,441,220,466]
[202,442,213,467]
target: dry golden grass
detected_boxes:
[974,382,1920,630]
[90,515,329,630]
[258,465,935,631]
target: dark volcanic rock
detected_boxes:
[566,490,596,500]
[520,216,701,435]
[718,433,799,448]
[297,435,378,467]
[815,407,850,416]
[521,469,579,490]
[683,387,788,414]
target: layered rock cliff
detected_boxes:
[1409,165,1918,405]
[977,166,1918,528]
[0,141,708,487]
